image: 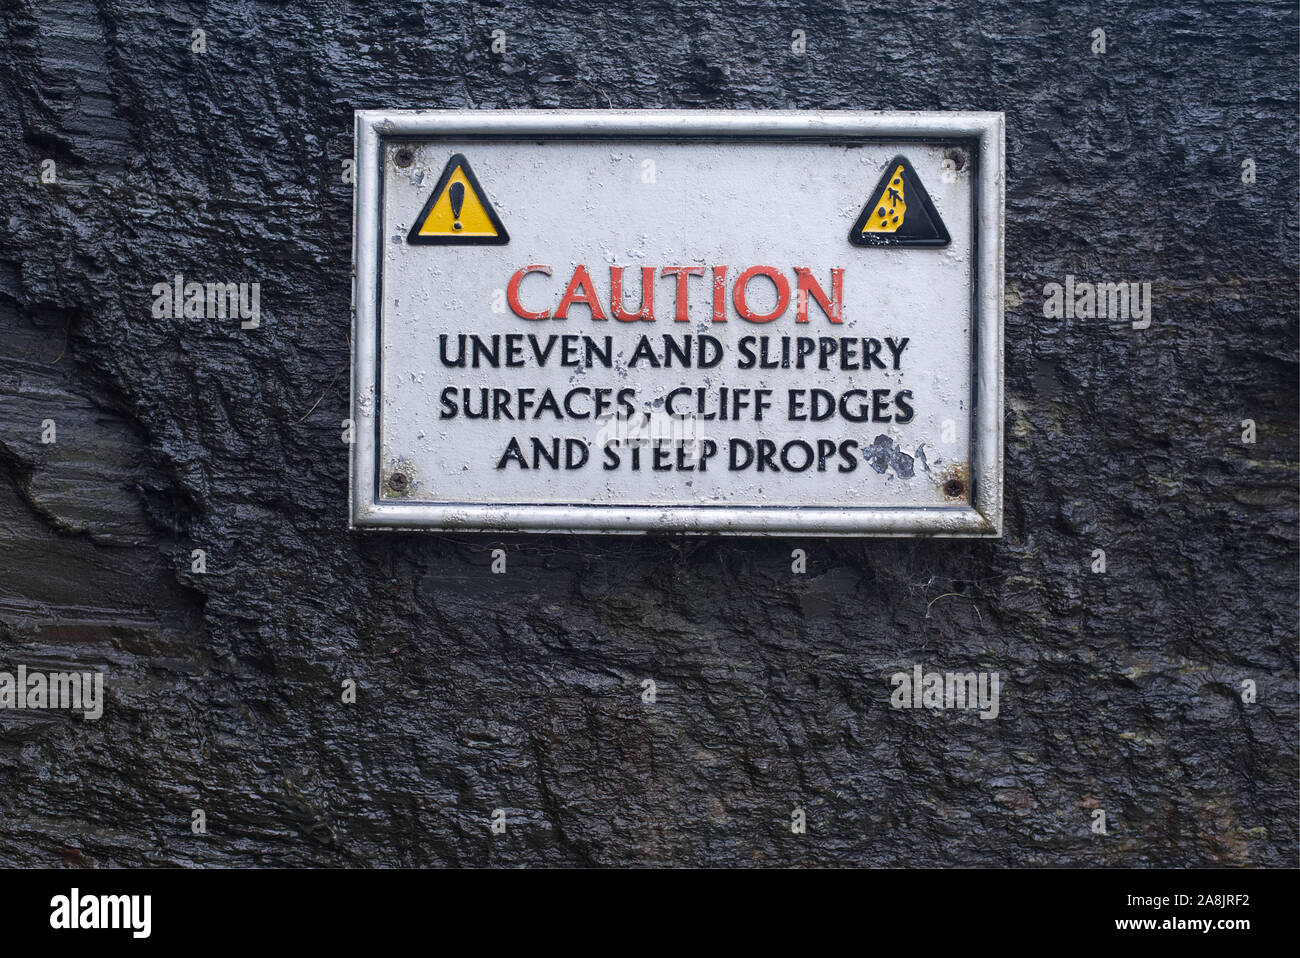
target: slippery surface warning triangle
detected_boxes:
[408,153,509,245]
[849,156,949,248]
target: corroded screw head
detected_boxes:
[387,472,409,493]
[943,477,966,499]
[393,148,414,168]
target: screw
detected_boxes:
[943,477,966,499]
[393,148,414,168]
[388,472,409,493]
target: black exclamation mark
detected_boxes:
[450,181,465,231]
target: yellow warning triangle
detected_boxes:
[849,155,949,248]
[408,153,509,245]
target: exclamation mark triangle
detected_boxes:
[408,153,509,245]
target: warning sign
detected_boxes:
[850,156,950,248]
[352,111,1004,536]
[408,153,509,245]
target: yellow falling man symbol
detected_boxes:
[408,153,509,245]
[863,165,907,234]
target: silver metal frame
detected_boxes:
[350,110,1004,536]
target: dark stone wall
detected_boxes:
[1,0,1295,867]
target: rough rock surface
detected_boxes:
[0,0,1296,867]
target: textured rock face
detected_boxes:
[0,1,1296,867]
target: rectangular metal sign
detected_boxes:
[350,110,1003,535]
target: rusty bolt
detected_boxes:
[393,148,414,168]
[943,477,967,499]
[387,472,409,493]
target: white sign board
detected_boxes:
[350,110,1003,535]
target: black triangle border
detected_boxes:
[848,155,950,248]
[407,152,510,246]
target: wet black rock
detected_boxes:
[0,0,1295,866]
